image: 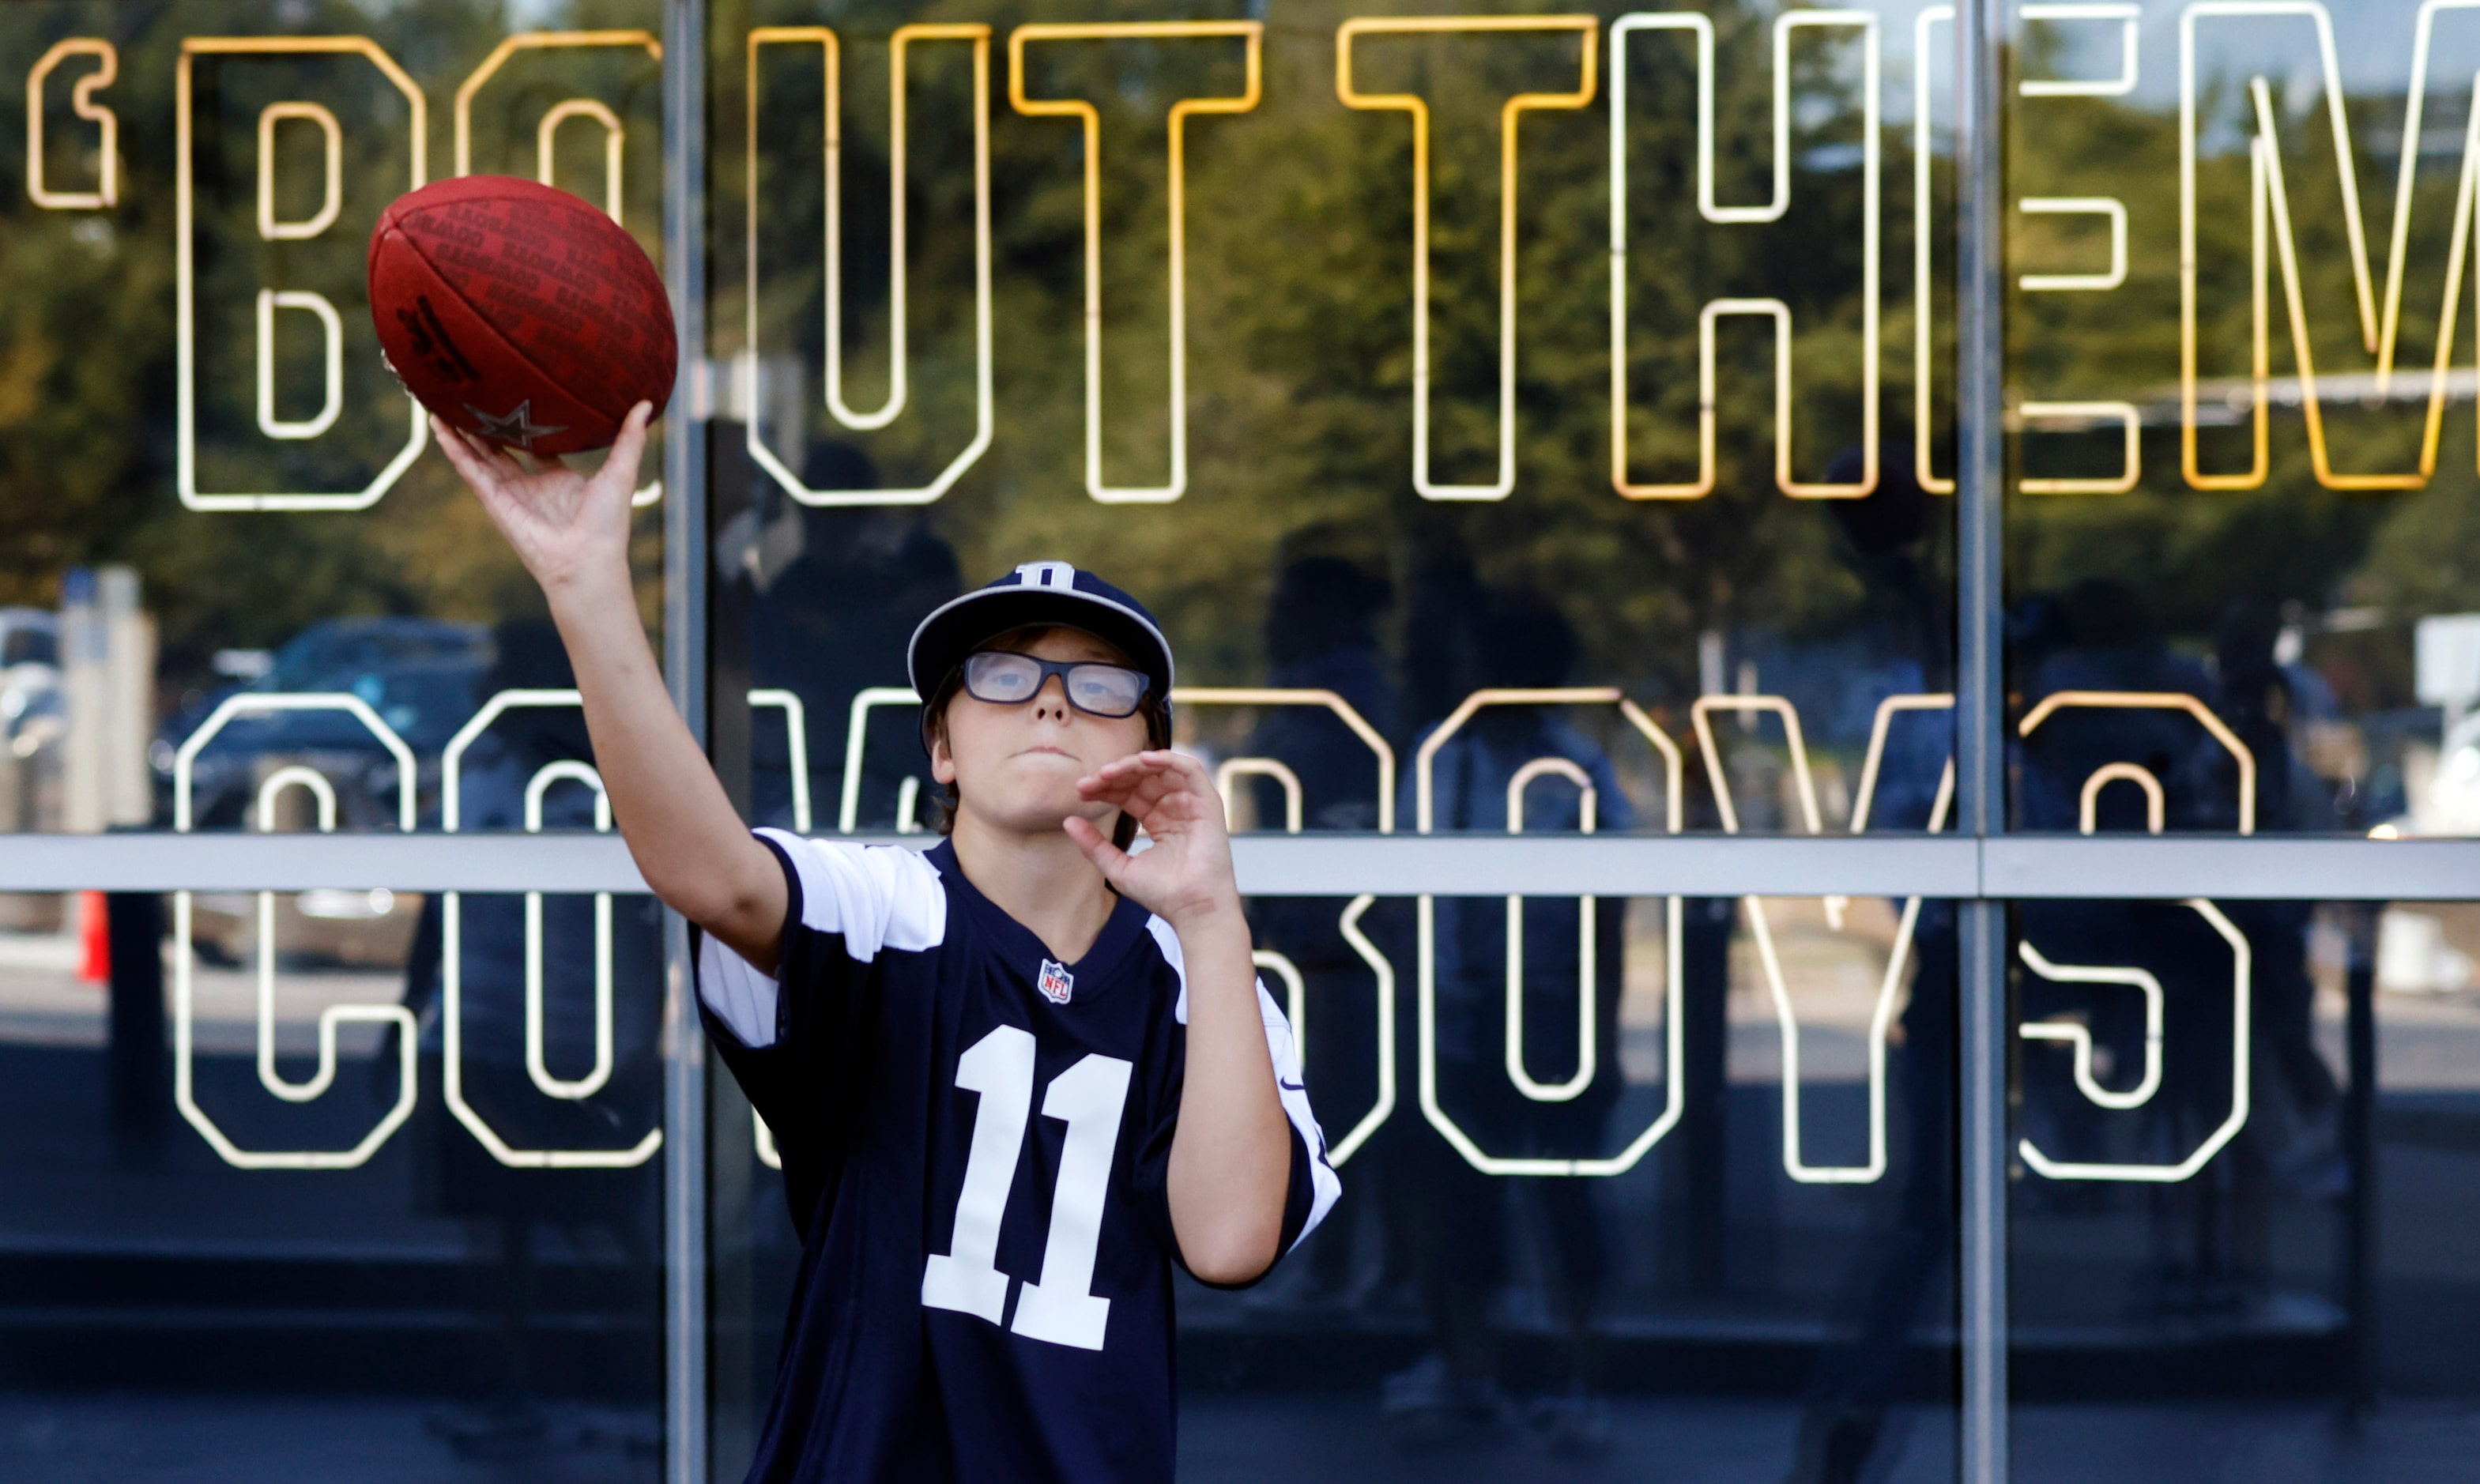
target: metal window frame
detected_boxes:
[1956,0,2007,1475]
[9,831,2476,901]
[661,3,708,1480]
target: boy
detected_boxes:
[434,405,1339,1482]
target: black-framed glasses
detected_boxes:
[961,650,1151,718]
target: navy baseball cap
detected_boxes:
[907,561,1176,722]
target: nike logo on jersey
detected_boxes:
[1037,959,1074,1005]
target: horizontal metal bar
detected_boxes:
[1234,835,2480,899]
[0,832,1979,896]
[6,831,2477,900]
[0,834,654,894]
[1982,836,2480,901]
[1226,834,1985,897]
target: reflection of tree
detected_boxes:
[2011,45,2480,705]
[0,1,667,706]
[6,0,1938,706]
[21,2,2475,717]
[722,0,1913,691]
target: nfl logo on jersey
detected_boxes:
[1037,959,1074,1005]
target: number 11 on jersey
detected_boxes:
[921,1025,1135,1351]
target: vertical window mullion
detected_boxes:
[661,1,712,1479]
[1956,0,2011,1475]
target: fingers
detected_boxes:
[1133,748,1206,782]
[1080,751,1223,831]
[1061,812,1131,879]
[1076,773,1174,819]
[430,413,492,488]
[431,412,526,492]
[1077,749,1206,800]
[1076,764,1163,807]
[594,401,654,495]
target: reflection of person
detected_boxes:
[399,619,663,1458]
[1246,554,1396,833]
[2204,602,2339,1308]
[2016,578,2213,832]
[1781,902,1955,1483]
[1240,552,1398,1304]
[722,443,963,832]
[2212,603,2339,1178]
[436,404,1336,1482]
[2010,587,2336,1325]
[1785,443,1957,1483]
[2010,584,2212,1217]
[1386,586,1626,1453]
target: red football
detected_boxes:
[367,175,675,457]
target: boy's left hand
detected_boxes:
[1065,751,1240,930]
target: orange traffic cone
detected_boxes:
[77,891,110,983]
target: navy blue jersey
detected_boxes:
[696,831,1339,1483]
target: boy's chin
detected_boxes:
[965,799,1116,838]
[1050,806,1122,838]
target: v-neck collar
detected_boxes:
[925,840,1149,1001]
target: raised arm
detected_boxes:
[432,405,787,973]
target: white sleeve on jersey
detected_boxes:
[694,831,948,1049]
[1144,917,1344,1249]
[698,932,782,1048]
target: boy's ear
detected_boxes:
[929,727,957,786]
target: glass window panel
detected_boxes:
[2009,897,2480,1478]
[2,0,673,1468]
[709,0,1960,1475]
[0,887,666,1474]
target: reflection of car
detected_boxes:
[155,618,492,832]
[186,887,426,970]
[0,607,62,757]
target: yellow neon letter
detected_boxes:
[1011,21,1263,504]
[1340,16,1596,502]
[27,39,117,209]
[177,37,428,512]
[1608,11,1880,499]
[454,29,661,183]
[745,25,995,506]
[2180,3,2480,492]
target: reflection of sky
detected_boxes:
[1822,0,1952,124]
[2026,0,2480,122]
[1610,0,1948,128]
[1811,0,2480,149]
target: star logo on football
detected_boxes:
[1037,959,1074,1006]
[465,399,567,450]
